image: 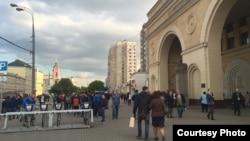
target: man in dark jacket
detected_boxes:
[232,88,243,116]
[165,90,175,118]
[133,86,151,141]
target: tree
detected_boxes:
[88,80,107,93]
[58,78,74,94]
[50,83,63,94]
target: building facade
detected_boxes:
[107,40,137,93]
[145,0,250,107]
[35,70,44,95]
[140,24,148,72]
[43,73,53,94]
[8,59,32,94]
[130,72,149,93]
[0,73,25,96]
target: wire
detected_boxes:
[0,37,32,53]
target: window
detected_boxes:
[240,17,247,27]
[227,37,234,49]
[241,32,249,45]
[226,23,233,32]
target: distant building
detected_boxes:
[8,59,32,94]
[35,69,44,95]
[107,40,137,93]
[130,72,149,94]
[43,73,53,94]
[53,59,60,84]
[0,72,25,97]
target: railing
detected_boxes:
[0,109,93,129]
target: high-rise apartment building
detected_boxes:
[107,40,137,93]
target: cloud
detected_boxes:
[0,0,157,87]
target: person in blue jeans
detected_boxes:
[111,90,120,119]
[133,86,151,141]
[175,89,186,118]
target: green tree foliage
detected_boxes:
[87,80,107,93]
[58,78,74,94]
[50,83,63,94]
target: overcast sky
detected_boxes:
[0,0,157,87]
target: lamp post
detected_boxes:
[10,3,36,94]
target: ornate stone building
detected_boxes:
[145,0,250,107]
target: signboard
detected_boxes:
[0,72,7,81]
[0,61,8,81]
[0,61,8,71]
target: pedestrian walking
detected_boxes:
[200,91,208,113]
[149,91,166,141]
[207,89,215,120]
[133,86,151,141]
[111,90,121,119]
[175,89,186,118]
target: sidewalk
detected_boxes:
[0,102,249,141]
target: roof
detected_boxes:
[8,59,32,68]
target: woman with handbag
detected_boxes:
[149,91,166,141]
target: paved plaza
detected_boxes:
[0,102,249,141]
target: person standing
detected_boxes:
[20,94,36,126]
[111,90,121,119]
[207,89,215,120]
[165,90,175,118]
[133,86,151,141]
[100,95,108,122]
[128,92,132,106]
[72,94,80,116]
[149,91,166,141]
[200,91,208,113]
[175,89,186,118]
[245,92,250,108]
[93,93,101,117]
[232,88,243,116]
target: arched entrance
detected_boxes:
[188,64,201,105]
[159,35,188,95]
[204,0,250,106]
[223,59,250,101]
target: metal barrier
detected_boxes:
[0,109,93,129]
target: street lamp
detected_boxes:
[10,3,36,94]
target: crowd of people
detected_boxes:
[1,87,250,141]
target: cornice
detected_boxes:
[181,43,207,56]
[149,61,160,68]
[146,0,199,40]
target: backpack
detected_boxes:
[65,96,71,104]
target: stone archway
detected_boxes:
[188,64,201,105]
[204,0,250,106]
[159,35,188,94]
[223,59,250,101]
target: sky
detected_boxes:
[0,0,157,87]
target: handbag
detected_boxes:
[138,110,146,120]
[129,116,135,128]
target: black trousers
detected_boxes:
[202,104,208,112]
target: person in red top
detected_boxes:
[72,93,80,116]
